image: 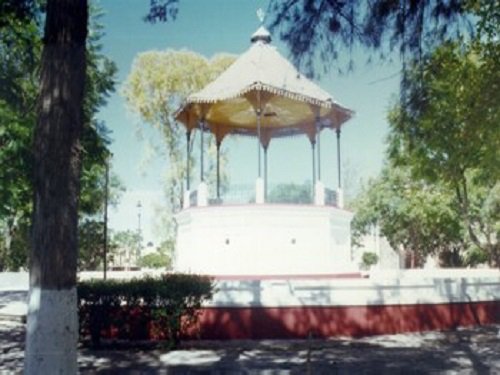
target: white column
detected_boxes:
[183,190,191,209]
[315,180,325,205]
[255,177,265,204]
[197,181,208,207]
[337,187,344,209]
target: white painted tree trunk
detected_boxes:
[24,288,78,374]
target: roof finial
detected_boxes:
[257,8,265,25]
[251,8,271,44]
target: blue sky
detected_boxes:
[97,0,401,245]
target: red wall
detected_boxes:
[187,301,500,340]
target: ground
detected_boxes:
[1,274,499,374]
[1,318,499,374]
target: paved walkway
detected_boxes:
[2,320,499,374]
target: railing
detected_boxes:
[188,183,338,207]
[325,187,338,206]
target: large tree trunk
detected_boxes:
[24,1,88,373]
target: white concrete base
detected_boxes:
[197,182,208,207]
[255,178,264,204]
[314,181,325,205]
[175,204,354,275]
[337,188,344,208]
[183,190,191,209]
[24,287,78,374]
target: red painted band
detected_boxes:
[187,301,500,340]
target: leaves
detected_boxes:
[354,20,500,266]
[0,4,121,270]
[122,50,236,246]
[268,0,469,77]
[352,166,462,265]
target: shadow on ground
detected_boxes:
[0,290,27,310]
[1,322,499,374]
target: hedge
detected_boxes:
[77,273,214,348]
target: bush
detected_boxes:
[463,246,489,267]
[361,252,379,269]
[138,251,170,269]
[77,273,214,348]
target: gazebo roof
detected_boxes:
[175,26,353,145]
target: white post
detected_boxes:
[197,182,208,207]
[337,187,344,209]
[314,180,325,205]
[255,177,265,204]
[183,190,191,209]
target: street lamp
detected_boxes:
[137,200,142,262]
[103,154,111,280]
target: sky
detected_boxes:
[96,0,401,246]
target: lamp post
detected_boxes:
[103,155,110,280]
[137,201,142,265]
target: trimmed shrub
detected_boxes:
[77,273,214,348]
[361,252,379,269]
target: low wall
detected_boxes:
[189,269,500,339]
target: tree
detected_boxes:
[0,3,40,271]
[138,250,171,269]
[387,38,499,266]
[0,0,175,371]
[24,0,88,372]
[78,171,124,271]
[361,252,379,269]
[352,166,463,267]
[112,230,143,268]
[267,0,470,77]
[0,2,119,271]
[122,50,235,246]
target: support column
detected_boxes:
[103,155,109,280]
[316,116,321,181]
[311,140,316,200]
[200,121,204,182]
[198,120,207,207]
[255,92,264,204]
[216,141,221,201]
[264,145,268,201]
[336,128,343,208]
[184,131,191,209]
[186,131,191,190]
[314,111,324,205]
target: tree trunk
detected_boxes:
[24,1,88,373]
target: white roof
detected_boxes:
[188,38,339,108]
[176,26,353,142]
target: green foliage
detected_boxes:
[463,246,489,267]
[78,219,122,271]
[268,0,469,76]
[388,42,499,186]
[139,251,170,269]
[268,182,312,204]
[77,274,214,348]
[386,36,499,266]
[0,4,121,270]
[361,252,379,269]
[122,50,236,247]
[111,230,142,267]
[352,166,463,266]
[0,7,40,271]
[354,11,499,267]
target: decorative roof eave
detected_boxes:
[187,82,337,109]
